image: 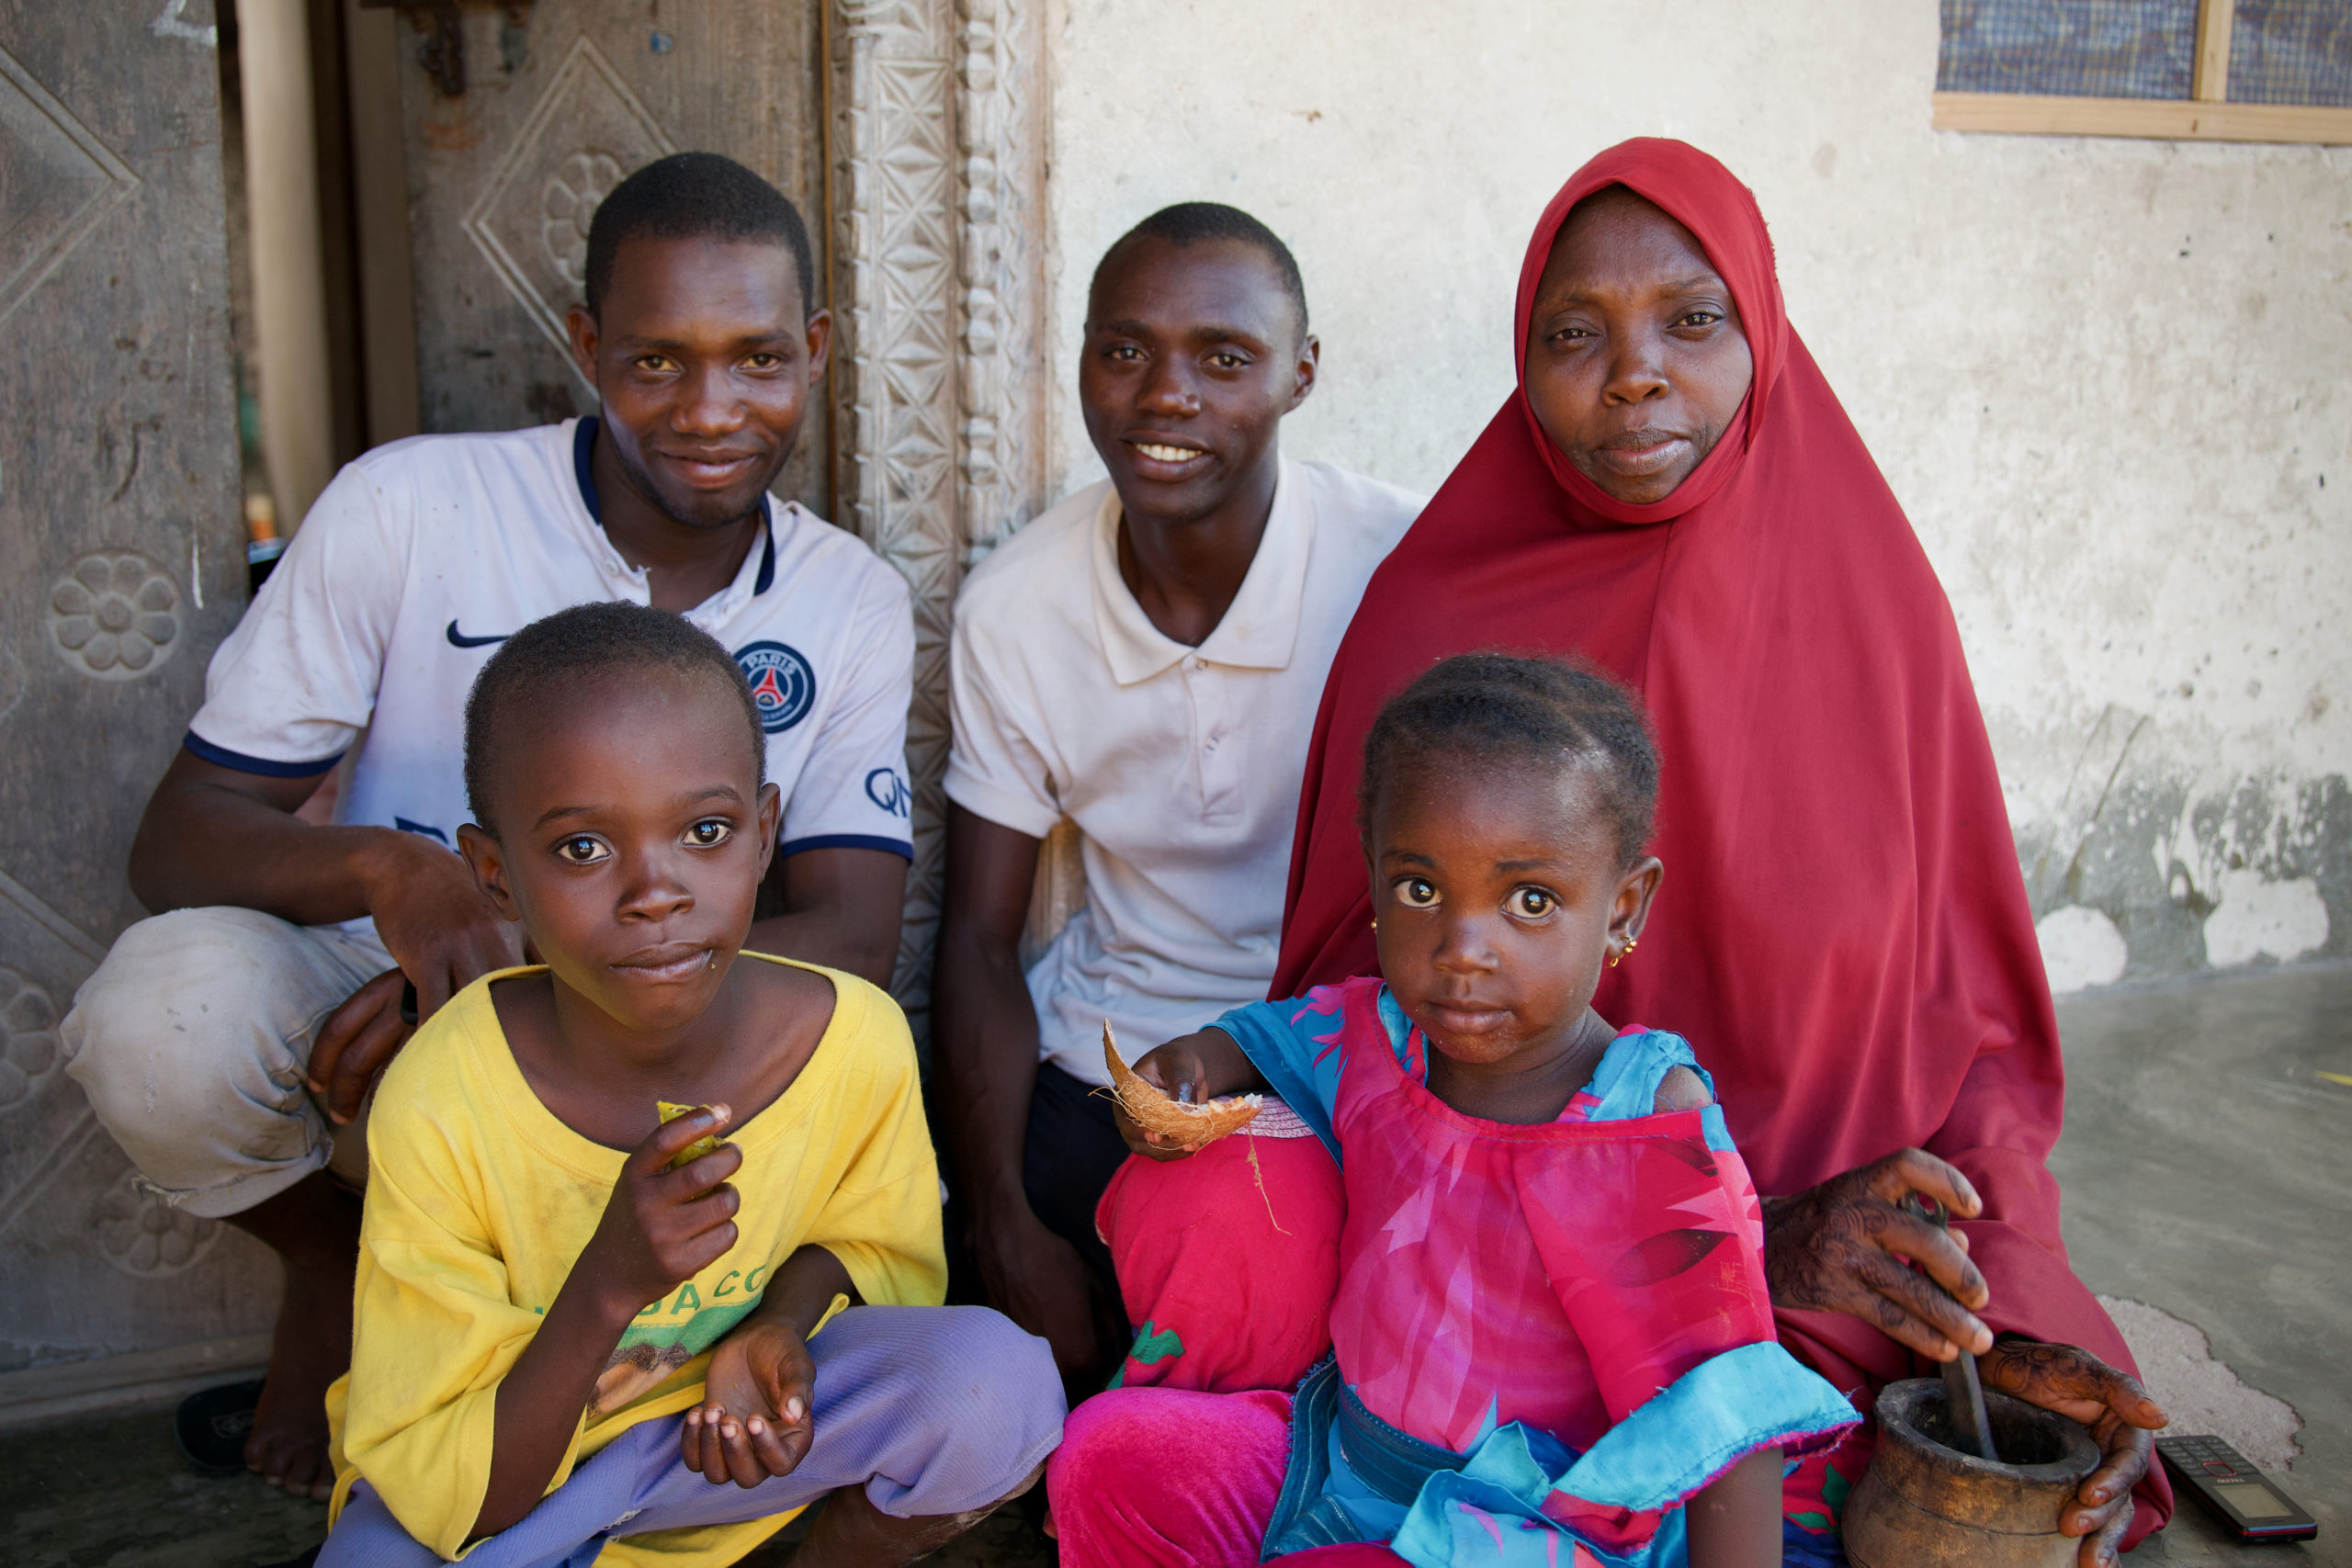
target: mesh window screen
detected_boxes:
[1939,0,2199,97]
[2230,0,2352,106]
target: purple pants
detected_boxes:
[320,1305,1063,1568]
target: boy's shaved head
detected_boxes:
[1092,202,1309,340]
[463,603,764,836]
[452,601,788,1042]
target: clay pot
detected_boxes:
[1843,1378,2101,1568]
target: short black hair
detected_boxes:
[463,602,764,836]
[1092,201,1309,337]
[1359,653,1659,869]
[584,152,816,321]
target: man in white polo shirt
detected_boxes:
[933,204,1421,1382]
[59,153,914,1496]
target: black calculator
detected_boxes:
[2155,1435,2318,1543]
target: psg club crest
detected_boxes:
[734,641,817,733]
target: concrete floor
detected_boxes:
[0,1411,1056,1568]
[0,962,2341,1567]
[2049,960,2349,1564]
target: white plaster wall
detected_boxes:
[1039,0,2352,980]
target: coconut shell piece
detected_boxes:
[1102,1021,1261,1150]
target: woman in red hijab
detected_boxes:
[1091,139,2171,1567]
[1278,138,2168,1562]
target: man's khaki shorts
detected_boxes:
[61,907,393,1219]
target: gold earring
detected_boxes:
[1609,936,1637,968]
[1370,918,1379,931]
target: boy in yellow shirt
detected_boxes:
[317,603,1062,1566]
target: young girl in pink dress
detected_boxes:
[1048,654,1859,1568]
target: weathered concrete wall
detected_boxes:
[1039,0,2350,989]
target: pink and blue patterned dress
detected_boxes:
[1214,976,1859,1567]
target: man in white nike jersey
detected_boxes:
[60,154,915,1497]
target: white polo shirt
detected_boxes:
[188,418,915,936]
[945,458,1422,1087]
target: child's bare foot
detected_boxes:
[222,1171,361,1501]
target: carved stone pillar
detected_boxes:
[828,0,1050,1037]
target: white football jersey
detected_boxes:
[188,418,914,934]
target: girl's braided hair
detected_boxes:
[1357,652,1659,869]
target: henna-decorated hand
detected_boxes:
[1979,1335,2165,1567]
[1759,1148,1993,1361]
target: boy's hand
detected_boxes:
[682,1322,815,1486]
[585,1105,742,1320]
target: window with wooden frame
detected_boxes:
[1935,0,2352,144]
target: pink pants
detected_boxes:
[1051,1384,1399,1568]
[1094,1130,1346,1396]
[1052,1136,1371,1568]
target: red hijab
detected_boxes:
[1277,140,2161,1529]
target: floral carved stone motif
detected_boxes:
[94,1169,220,1278]
[463,36,674,358]
[826,0,1051,1030]
[0,966,60,1111]
[542,150,622,286]
[48,550,181,680]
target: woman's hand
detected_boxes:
[1979,1336,2165,1567]
[1759,1148,1993,1361]
[684,1321,817,1487]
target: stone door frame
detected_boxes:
[826,0,1052,1026]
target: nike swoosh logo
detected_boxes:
[445,621,509,649]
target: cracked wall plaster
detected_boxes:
[2013,767,2349,978]
[2203,872,2329,967]
[2101,1295,2303,1474]
[2038,905,2131,995]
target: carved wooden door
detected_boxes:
[0,0,267,1409]
[388,3,831,511]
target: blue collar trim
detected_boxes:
[575,413,776,594]
[573,414,602,522]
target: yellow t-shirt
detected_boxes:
[324,955,945,1564]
